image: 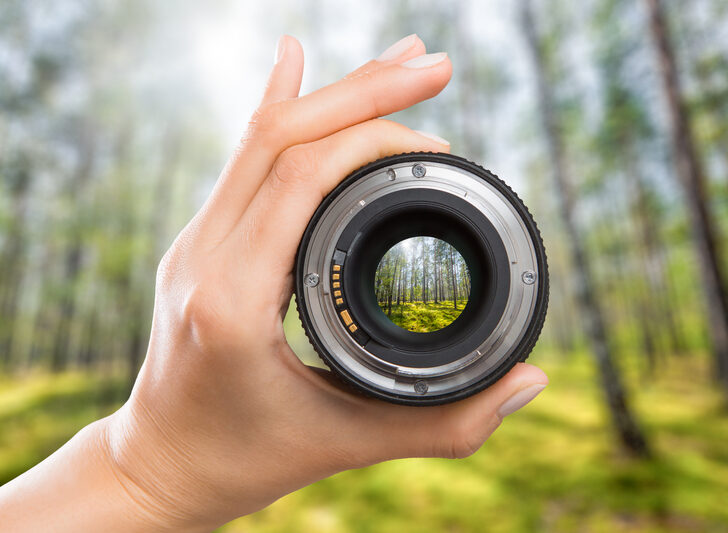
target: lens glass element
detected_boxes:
[374,237,470,333]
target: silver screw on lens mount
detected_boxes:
[412,164,426,178]
[522,270,537,285]
[303,273,320,287]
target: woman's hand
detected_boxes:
[0,34,547,533]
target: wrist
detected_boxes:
[102,400,218,533]
[0,410,188,533]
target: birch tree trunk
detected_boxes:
[521,0,650,456]
[643,0,728,386]
[449,246,458,310]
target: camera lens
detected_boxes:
[295,152,548,405]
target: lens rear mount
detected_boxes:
[295,152,548,405]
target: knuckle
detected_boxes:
[156,246,185,290]
[271,144,321,189]
[155,229,196,289]
[445,418,483,459]
[343,66,376,82]
[341,70,384,117]
[155,249,176,287]
[180,283,225,345]
[171,273,262,357]
[371,117,397,130]
[246,102,287,142]
[368,118,407,138]
[365,89,383,119]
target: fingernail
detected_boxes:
[401,52,447,69]
[497,384,546,418]
[377,34,418,62]
[415,130,450,146]
[274,36,286,64]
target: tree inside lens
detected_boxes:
[374,237,471,333]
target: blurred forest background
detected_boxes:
[1,0,728,531]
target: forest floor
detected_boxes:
[1,351,728,532]
[378,300,467,332]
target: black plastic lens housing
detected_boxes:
[295,152,548,405]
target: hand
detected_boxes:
[0,34,548,533]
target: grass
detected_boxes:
[0,371,127,484]
[1,351,728,532]
[378,300,468,332]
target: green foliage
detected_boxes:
[379,300,467,333]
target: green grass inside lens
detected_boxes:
[374,237,471,333]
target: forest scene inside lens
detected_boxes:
[374,237,471,333]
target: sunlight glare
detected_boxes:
[189,3,268,146]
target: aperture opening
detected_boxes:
[374,237,471,333]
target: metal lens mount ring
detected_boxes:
[294,152,549,405]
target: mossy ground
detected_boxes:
[378,300,468,332]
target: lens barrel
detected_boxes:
[295,152,548,405]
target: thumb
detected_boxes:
[260,35,304,106]
[358,363,548,461]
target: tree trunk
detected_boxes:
[449,246,458,310]
[396,257,402,306]
[420,238,427,304]
[410,254,415,303]
[454,6,484,162]
[521,0,650,457]
[623,138,686,355]
[51,121,97,371]
[643,0,728,385]
[0,165,30,368]
[51,246,82,371]
[440,256,445,303]
[79,310,99,368]
[434,252,439,304]
[387,254,400,317]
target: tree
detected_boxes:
[0,154,31,368]
[421,238,428,304]
[591,0,686,360]
[643,0,728,386]
[51,119,97,371]
[520,0,650,456]
[448,245,459,310]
